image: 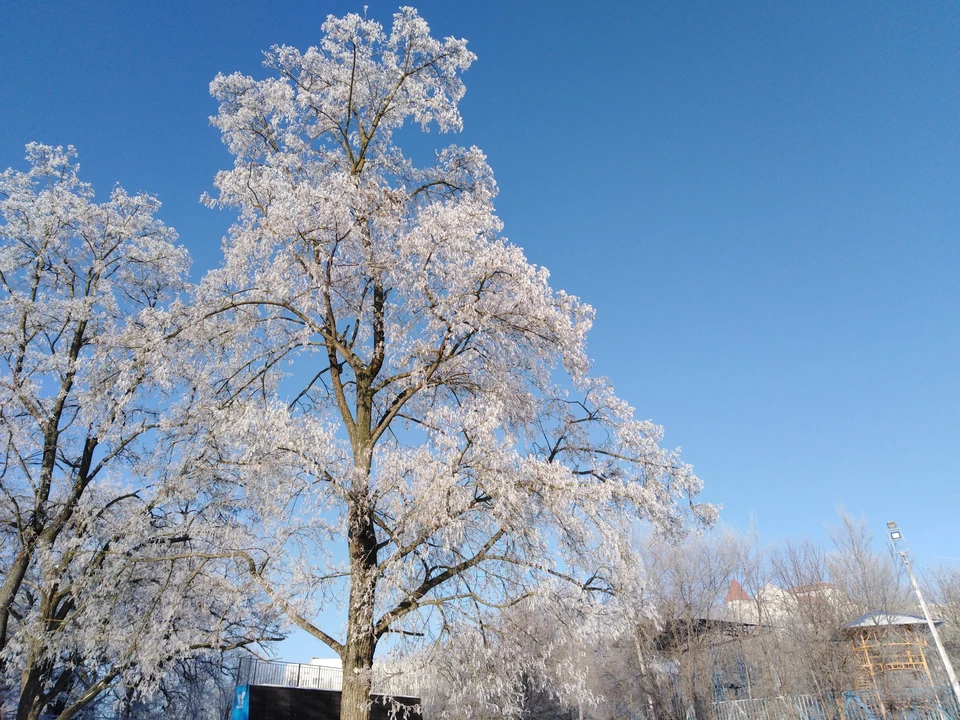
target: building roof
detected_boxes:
[844,611,942,629]
[654,611,761,651]
[790,582,832,595]
[725,579,751,603]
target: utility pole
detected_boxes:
[886,521,960,709]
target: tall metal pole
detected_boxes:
[887,521,960,709]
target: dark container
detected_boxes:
[231,684,422,720]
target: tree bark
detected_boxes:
[0,549,30,651]
[16,652,52,720]
[340,501,379,720]
[340,627,377,720]
[16,653,77,720]
[337,272,384,720]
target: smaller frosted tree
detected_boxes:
[0,145,269,720]
[192,8,715,720]
[421,583,652,719]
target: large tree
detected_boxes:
[194,8,714,719]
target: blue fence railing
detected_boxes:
[715,688,960,720]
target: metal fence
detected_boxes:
[236,657,420,698]
[715,689,960,720]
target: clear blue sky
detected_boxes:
[2,0,958,653]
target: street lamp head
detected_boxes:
[890,531,902,540]
[886,520,897,529]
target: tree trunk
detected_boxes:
[339,356,381,720]
[15,584,78,720]
[341,630,377,720]
[340,458,379,720]
[0,548,31,651]
[16,653,50,720]
[340,538,378,720]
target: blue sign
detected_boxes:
[231,685,250,720]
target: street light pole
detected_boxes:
[886,521,960,709]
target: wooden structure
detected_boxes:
[843,612,941,693]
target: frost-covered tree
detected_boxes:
[0,145,269,720]
[421,584,651,720]
[925,565,960,672]
[87,650,244,720]
[193,9,714,720]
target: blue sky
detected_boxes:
[2,1,958,657]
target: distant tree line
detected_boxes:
[421,512,960,720]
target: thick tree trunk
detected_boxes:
[16,653,50,720]
[338,344,382,720]
[16,656,77,720]
[340,629,377,720]
[340,493,379,720]
[340,541,378,720]
[15,584,78,720]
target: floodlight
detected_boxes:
[890,531,902,540]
